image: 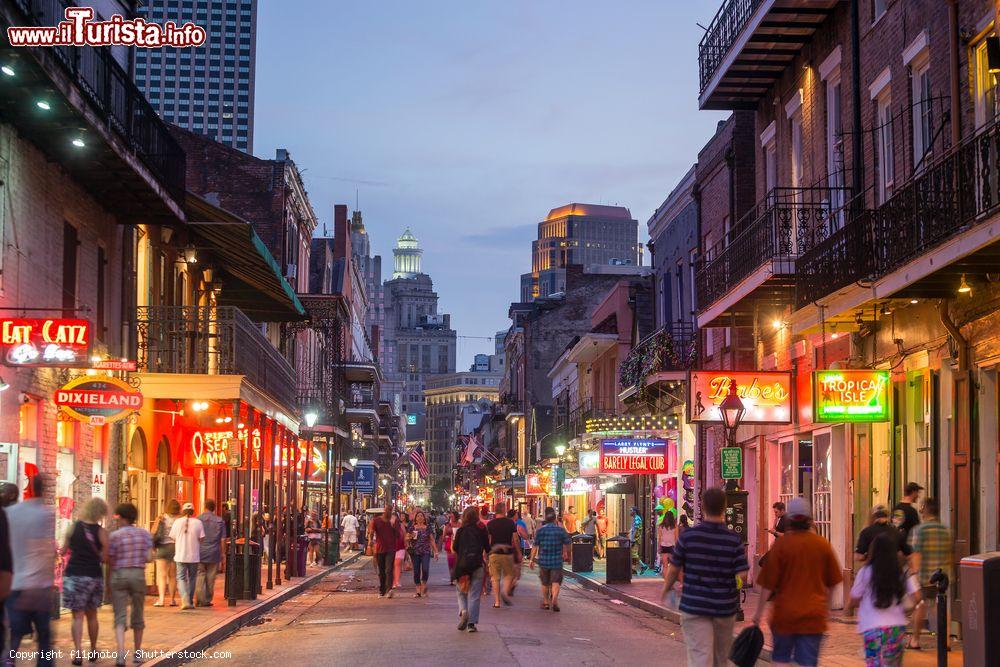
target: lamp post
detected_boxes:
[718,378,746,619]
[509,466,518,504]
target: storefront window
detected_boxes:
[813,433,832,541]
[780,441,795,503]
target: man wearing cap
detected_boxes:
[892,482,923,544]
[169,502,205,610]
[753,497,843,667]
[855,504,909,564]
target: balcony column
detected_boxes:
[276,425,285,586]
[242,407,257,600]
[289,434,299,577]
[266,418,275,589]
[226,398,241,607]
[323,436,331,565]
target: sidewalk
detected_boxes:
[13,551,361,667]
[563,559,963,666]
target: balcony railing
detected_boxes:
[136,306,295,409]
[697,187,850,310]
[699,0,764,93]
[798,118,1000,305]
[346,383,377,411]
[11,0,186,202]
[619,323,697,390]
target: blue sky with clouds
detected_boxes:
[254,1,726,367]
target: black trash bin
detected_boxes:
[323,528,341,565]
[224,539,262,600]
[572,534,595,572]
[605,535,631,584]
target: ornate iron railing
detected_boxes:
[798,118,1000,306]
[697,187,850,310]
[619,322,697,390]
[346,382,377,410]
[698,0,764,92]
[136,306,295,408]
[10,0,186,202]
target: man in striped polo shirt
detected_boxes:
[663,487,749,667]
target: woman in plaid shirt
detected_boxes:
[108,503,153,667]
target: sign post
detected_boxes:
[720,447,743,480]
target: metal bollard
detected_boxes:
[929,568,949,667]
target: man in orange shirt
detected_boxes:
[751,497,843,667]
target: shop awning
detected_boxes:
[185,193,306,321]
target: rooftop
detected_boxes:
[545,203,633,221]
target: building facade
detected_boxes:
[520,203,643,301]
[136,0,257,152]
[424,368,502,485]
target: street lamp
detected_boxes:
[555,444,566,457]
[304,411,319,428]
[719,379,746,435]
[348,457,358,467]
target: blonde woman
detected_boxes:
[62,497,109,665]
[152,499,181,606]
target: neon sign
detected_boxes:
[813,370,890,423]
[578,450,600,477]
[190,426,263,467]
[55,376,142,425]
[1,318,90,367]
[688,371,793,424]
[600,438,667,474]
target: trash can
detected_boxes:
[323,528,341,565]
[572,534,594,573]
[960,551,1000,666]
[605,535,631,584]
[224,539,262,601]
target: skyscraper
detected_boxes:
[135,0,257,153]
[381,230,457,455]
[520,203,642,301]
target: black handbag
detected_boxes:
[730,625,764,667]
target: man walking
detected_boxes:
[170,502,205,610]
[340,511,359,551]
[663,488,749,667]
[6,475,56,667]
[581,509,598,556]
[629,506,648,574]
[563,507,578,536]
[907,497,952,650]
[893,482,923,544]
[752,497,843,667]
[596,508,609,558]
[108,503,153,663]
[486,504,520,607]
[529,507,571,612]
[195,500,225,607]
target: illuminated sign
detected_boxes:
[578,450,600,477]
[92,359,137,372]
[342,463,375,493]
[585,413,679,434]
[687,371,793,424]
[813,370,890,423]
[406,414,418,425]
[55,376,142,425]
[1,318,90,367]
[190,426,267,468]
[525,471,552,495]
[561,477,593,494]
[600,438,667,474]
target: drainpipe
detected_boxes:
[947,0,962,146]
[850,0,864,202]
[939,299,969,371]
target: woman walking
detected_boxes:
[452,506,490,633]
[443,511,460,584]
[152,499,180,607]
[108,503,153,667]
[658,511,677,591]
[409,511,438,598]
[847,532,919,666]
[305,511,322,566]
[62,498,109,665]
[391,511,408,593]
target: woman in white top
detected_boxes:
[847,532,919,666]
[657,511,678,596]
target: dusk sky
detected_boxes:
[255,2,726,368]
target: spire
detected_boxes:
[392,228,423,278]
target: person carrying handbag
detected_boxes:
[452,506,489,633]
[61,498,110,665]
[151,500,180,607]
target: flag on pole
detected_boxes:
[462,435,477,464]
[409,444,429,479]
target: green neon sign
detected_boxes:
[813,370,890,423]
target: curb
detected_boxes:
[148,552,362,666]
[561,568,773,663]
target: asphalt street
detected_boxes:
[186,553,689,667]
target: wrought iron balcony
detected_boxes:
[619,323,697,391]
[698,0,837,110]
[798,118,1000,305]
[136,305,296,408]
[697,187,849,322]
[7,0,186,204]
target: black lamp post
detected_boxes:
[718,378,746,619]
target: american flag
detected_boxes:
[409,444,429,479]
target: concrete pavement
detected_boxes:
[188,554,691,666]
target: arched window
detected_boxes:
[128,428,147,470]
[155,436,171,473]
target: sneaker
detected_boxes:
[458,612,469,631]
[386,589,395,599]
[467,624,478,633]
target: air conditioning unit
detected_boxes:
[285,263,297,279]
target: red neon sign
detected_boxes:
[189,426,263,468]
[0,318,90,367]
[687,371,793,424]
